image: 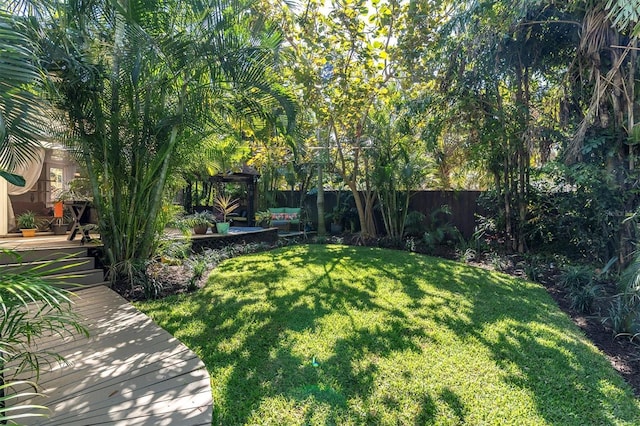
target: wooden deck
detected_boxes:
[0,233,96,249]
[189,226,279,251]
[11,285,212,425]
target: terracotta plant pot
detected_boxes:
[193,224,209,235]
[54,201,64,219]
[20,228,37,237]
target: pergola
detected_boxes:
[209,166,260,226]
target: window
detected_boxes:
[50,167,64,200]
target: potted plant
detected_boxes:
[51,196,70,235]
[255,210,271,228]
[214,193,240,234]
[182,211,216,235]
[51,217,69,235]
[16,211,38,237]
[52,183,94,234]
[53,180,93,204]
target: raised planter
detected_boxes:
[190,227,278,252]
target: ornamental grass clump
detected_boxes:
[606,252,640,338]
[558,265,603,313]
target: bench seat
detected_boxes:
[269,207,301,231]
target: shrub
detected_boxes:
[558,265,594,290]
[487,252,509,272]
[157,238,191,262]
[604,253,640,337]
[524,263,542,282]
[186,258,208,292]
[569,281,602,313]
[403,211,426,237]
[422,205,463,253]
[557,265,605,314]
[606,298,640,340]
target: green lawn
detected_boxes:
[137,245,640,425]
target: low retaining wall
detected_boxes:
[190,227,278,252]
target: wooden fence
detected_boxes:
[273,190,485,240]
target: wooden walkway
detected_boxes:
[12,285,212,425]
[0,233,95,250]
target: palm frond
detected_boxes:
[0,11,48,171]
[0,367,49,423]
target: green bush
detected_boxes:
[605,252,640,337]
[186,258,209,292]
[606,297,640,339]
[558,265,601,314]
[557,265,593,289]
[525,163,624,262]
[422,205,463,252]
[403,210,426,237]
[569,281,602,313]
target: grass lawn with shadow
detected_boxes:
[137,244,640,425]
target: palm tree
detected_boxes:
[34,0,296,287]
[0,6,89,422]
[605,0,640,35]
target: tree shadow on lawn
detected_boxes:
[415,388,466,425]
[210,246,436,424]
[409,258,640,424]
[142,244,640,424]
[145,245,434,424]
[301,245,640,424]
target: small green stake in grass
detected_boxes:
[311,356,319,367]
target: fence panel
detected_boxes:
[409,191,484,239]
[274,190,485,240]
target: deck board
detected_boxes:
[0,234,99,249]
[10,285,212,425]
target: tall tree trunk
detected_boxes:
[316,163,326,236]
[515,59,531,254]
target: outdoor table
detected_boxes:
[65,200,91,241]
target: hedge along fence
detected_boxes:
[272,190,485,240]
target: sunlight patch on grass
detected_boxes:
[137,244,640,425]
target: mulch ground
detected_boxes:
[539,275,640,396]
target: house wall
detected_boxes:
[2,148,78,235]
